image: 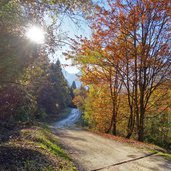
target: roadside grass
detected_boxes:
[158,152,171,161]
[0,125,76,171]
[149,150,171,161]
[148,148,171,161]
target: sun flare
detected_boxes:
[26,26,45,44]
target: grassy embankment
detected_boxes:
[0,108,76,171]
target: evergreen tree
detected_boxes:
[71,81,77,89]
[38,59,72,114]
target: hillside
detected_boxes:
[62,69,82,88]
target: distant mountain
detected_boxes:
[62,69,82,88]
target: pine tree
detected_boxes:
[71,81,77,89]
[38,59,72,114]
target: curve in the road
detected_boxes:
[53,109,171,171]
[54,108,81,128]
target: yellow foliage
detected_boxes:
[83,85,113,132]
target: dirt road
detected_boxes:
[53,109,171,171]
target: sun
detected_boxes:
[26,26,45,44]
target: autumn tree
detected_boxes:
[67,35,123,135]
[82,85,113,132]
[110,0,171,141]
[67,0,171,142]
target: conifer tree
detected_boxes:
[71,81,77,89]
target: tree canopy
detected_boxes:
[67,0,171,145]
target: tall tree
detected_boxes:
[38,60,72,114]
[67,0,171,141]
[0,0,93,122]
[111,0,171,141]
[71,81,77,89]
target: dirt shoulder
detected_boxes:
[91,131,166,152]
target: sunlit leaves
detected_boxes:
[83,85,113,132]
[67,0,171,142]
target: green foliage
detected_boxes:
[158,152,171,161]
[145,113,171,150]
[0,85,37,122]
[0,1,73,123]
[36,109,47,120]
[0,0,31,84]
[37,60,72,115]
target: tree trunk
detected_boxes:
[112,108,117,135]
[138,104,145,141]
[107,101,117,135]
[138,125,144,141]
[107,67,118,135]
[126,111,135,138]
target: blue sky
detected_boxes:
[49,14,91,74]
[47,0,107,74]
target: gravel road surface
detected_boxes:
[53,109,171,171]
